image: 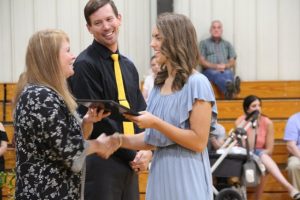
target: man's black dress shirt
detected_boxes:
[68,40,146,161]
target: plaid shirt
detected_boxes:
[199,37,236,65]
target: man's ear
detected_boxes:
[117,14,122,26]
[86,24,92,34]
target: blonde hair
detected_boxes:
[154,13,200,91]
[14,29,77,113]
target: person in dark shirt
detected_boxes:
[13,29,117,200]
[0,122,8,200]
[68,0,151,200]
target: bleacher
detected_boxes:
[138,81,300,200]
[0,83,16,200]
[213,81,300,200]
[1,81,300,200]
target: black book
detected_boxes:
[76,99,140,116]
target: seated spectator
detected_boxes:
[235,95,300,200]
[199,20,240,99]
[208,122,230,190]
[208,122,226,152]
[284,112,300,192]
[142,55,160,102]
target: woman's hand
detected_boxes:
[83,108,111,123]
[124,111,159,129]
[82,108,111,139]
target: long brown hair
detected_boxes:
[13,29,77,113]
[154,13,200,91]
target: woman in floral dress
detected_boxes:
[13,29,116,200]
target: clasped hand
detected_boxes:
[95,133,121,159]
[130,150,152,173]
[216,63,226,72]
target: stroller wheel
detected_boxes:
[215,188,243,200]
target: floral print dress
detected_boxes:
[14,84,85,200]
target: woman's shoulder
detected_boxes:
[235,115,246,125]
[187,71,210,86]
[184,72,213,94]
[261,115,273,125]
[24,84,52,91]
[22,84,60,102]
[190,71,207,79]
[26,84,55,94]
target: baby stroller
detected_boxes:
[209,110,264,200]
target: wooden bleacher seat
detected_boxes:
[0,84,4,101]
[1,83,16,123]
[138,172,148,200]
[236,81,300,99]
[3,125,15,169]
[221,120,287,140]
[213,80,300,100]
[269,141,288,165]
[4,148,16,170]
[247,169,289,200]
[0,103,3,122]
[2,81,299,200]
[5,83,16,102]
[136,81,300,200]
[3,124,14,146]
[1,83,16,199]
[213,81,299,200]
[0,104,12,123]
[217,99,300,120]
[4,103,13,123]
[0,83,16,102]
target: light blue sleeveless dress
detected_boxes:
[144,72,217,200]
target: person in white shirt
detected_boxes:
[142,55,160,102]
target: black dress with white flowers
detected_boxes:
[14,84,85,200]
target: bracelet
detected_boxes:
[114,132,122,148]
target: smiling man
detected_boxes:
[67,0,151,200]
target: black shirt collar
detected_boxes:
[92,39,120,60]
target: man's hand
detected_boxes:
[216,63,226,72]
[130,150,152,173]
